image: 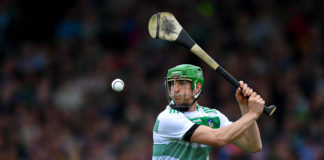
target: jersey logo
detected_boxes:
[207,119,214,128]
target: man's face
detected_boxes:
[168,79,194,105]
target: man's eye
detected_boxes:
[179,81,186,85]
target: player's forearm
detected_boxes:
[238,104,262,152]
[243,122,262,152]
[214,112,258,146]
[239,104,261,144]
[239,104,249,115]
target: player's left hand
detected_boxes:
[235,81,253,108]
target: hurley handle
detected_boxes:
[216,66,276,116]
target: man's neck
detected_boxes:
[187,102,198,112]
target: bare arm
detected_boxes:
[232,122,261,152]
[190,112,259,147]
[190,83,264,152]
[232,81,263,152]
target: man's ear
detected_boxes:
[195,83,202,94]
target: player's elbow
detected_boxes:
[247,142,262,153]
[253,143,263,152]
[249,146,262,153]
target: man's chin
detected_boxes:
[175,101,190,106]
[174,100,184,105]
[173,97,192,105]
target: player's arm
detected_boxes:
[231,122,261,152]
[231,81,262,152]
[189,112,259,148]
[188,91,264,152]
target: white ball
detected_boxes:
[111,78,124,92]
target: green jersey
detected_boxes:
[152,105,232,160]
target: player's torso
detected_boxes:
[153,105,222,160]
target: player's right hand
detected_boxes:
[248,92,265,117]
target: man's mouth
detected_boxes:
[172,95,184,98]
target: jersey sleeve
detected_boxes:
[218,111,233,128]
[156,110,195,140]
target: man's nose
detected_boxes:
[174,84,180,92]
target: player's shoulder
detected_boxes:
[197,105,220,114]
[158,106,184,120]
[156,106,194,125]
[155,106,194,134]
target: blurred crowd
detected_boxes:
[0,0,323,159]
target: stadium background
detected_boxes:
[0,0,323,159]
